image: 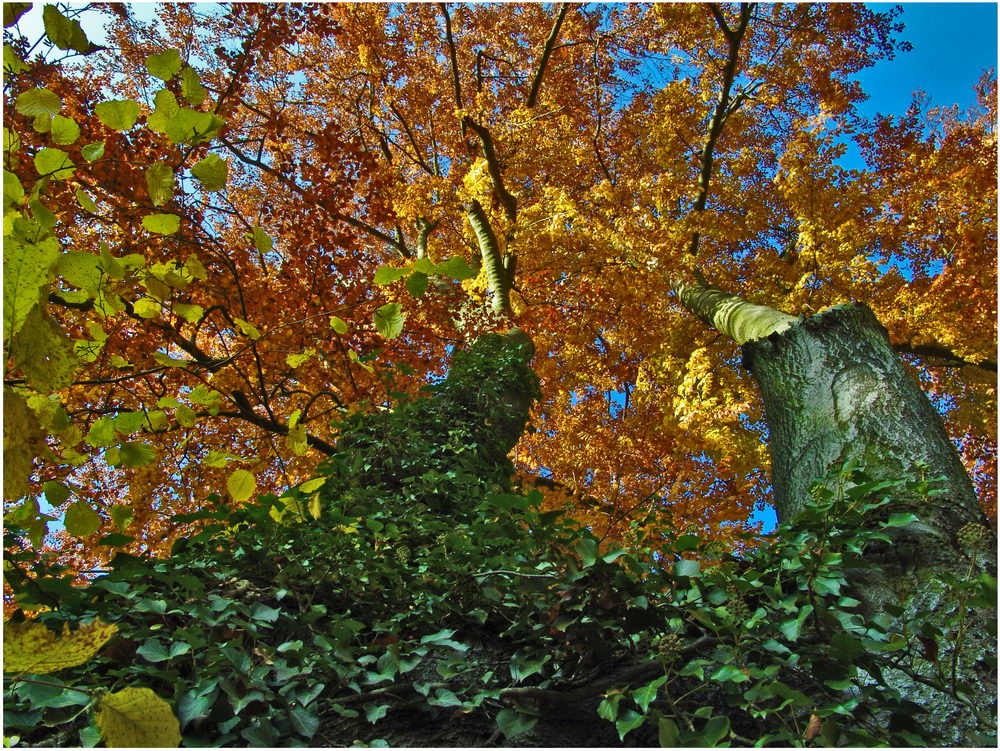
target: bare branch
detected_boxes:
[526,3,570,108]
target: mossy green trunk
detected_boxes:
[740,302,996,745]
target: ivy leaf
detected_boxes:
[145,49,182,81]
[3,618,118,673]
[145,162,174,207]
[15,88,61,117]
[35,147,76,180]
[65,499,102,537]
[496,708,537,739]
[95,99,141,131]
[374,303,404,339]
[615,708,645,741]
[191,153,228,191]
[142,214,181,235]
[95,687,181,748]
[227,469,256,503]
[50,115,80,145]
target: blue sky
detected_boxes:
[859,2,997,118]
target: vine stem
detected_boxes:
[3,675,96,697]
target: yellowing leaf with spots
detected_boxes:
[3,618,117,673]
[227,469,256,503]
[95,686,181,748]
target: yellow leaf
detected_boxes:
[227,469,256,503]
[308,493,321,520]
[3,618,117,673]
[95,686,181,748]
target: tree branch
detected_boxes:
[687,2,753,257]
[892,342,997,373]
[462,117,519,224]
[463,198,511,316]
[526,3,570,108]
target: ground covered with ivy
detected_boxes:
[4,334,996,747]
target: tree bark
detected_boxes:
[672,281,997,745]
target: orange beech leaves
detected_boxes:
[3,3,995,574]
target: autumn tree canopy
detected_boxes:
[3,1,995,577]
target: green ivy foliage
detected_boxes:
[3,336,996,748]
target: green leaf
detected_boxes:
[373,265,410,285]
[145,162,174,207]
[75,189,99,213]
[330,316,349,334]
[180,66,208,106]
[29,198,56,228]
[883,512,920,527]
[433,256,477,280]
[405,272,428,297]
[95,99,141,131]
[191,153,228,191]
[373,303,404,339]
[173,302,204,323]
[702,716,731,745]
[10,304,77,391]
[658,717,680,747]
[142,213,180,235]
[251,226,272,254]
[147,89,179,134]
[43,480,72,505]
[777,603,814,642]
[631,675,668,713]
[15,88,61,117]
[175,405,197,427]
[4,168,24,205]
[87,417,117,447]
[710,664,749,683]
[574,537,598,567]
[136,639,171,662]
[110,506,133,531]
[3,43,28,74]
[65,500,101,537]
[145,49,182,81]
[228,469,256,503]
[35,147,75,180]
[81,141,105,161]
[289,704,319,738]
[4,3,31,27]
[117,442,156,467]
[165,108,223,144]
[50,115,80,145]
[132,298,161,318]
[235,318,261,339]
[42,4,93,53]
[250,603,280,622]
[674,559,701,578]
[152,352,188,367]
[362,703,390,724]
[615,709,645,741]
[3,237,59,339]
[496,708,537,739]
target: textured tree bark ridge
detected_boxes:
[742,302,996,744]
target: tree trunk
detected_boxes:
[673,282,997,745]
